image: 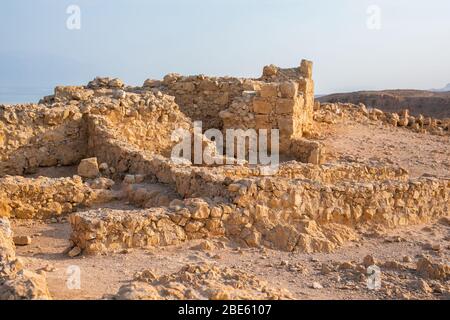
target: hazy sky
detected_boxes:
[1,0,450,99]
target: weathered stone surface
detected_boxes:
[0,176,92,219]
[1,59,450,261]
[13,236,31,246]
[416,258,450,280]
[0,270,51,300]
[78,158,99,178]
[112,263,293,300]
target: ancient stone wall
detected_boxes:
[0,176,90,219]
[2,64,448,259]
[217,60,316,160]
[0,104,87,176]
[0,174,126,220]
[146,60,316,159]
[259,59,315,135]
[228,176,450,228]
[67,164,450,252]
[86,91,192,158]
[217,161,409,183]
[153,75,247,130]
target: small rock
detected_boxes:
[311,282,323,289]
[363,255,376,268]
[403,256,412,263]
[339,262,356,270]
[77,157,99,178]
[123,175,136,184]
[431,244,441,251]
[68,246,82,258]
[321,263,333,275]
[13,235,32,246]
[412,279,433,294]
[134,269,158,283]
[90,177,115,190]
[41,264,56,272]
[191,240,215,251]
[99,162,109,172]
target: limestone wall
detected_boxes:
[0,176,91,219]
[69,198,231,254]
[154,75,247,130]
[216,60,316,159]
[68,154,449,254]
[224,176,450,250]
[216,161,409,183]
[220,83,309,151]
[0,104,87,176]
[86,92,192,158]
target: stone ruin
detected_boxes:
[0,59,449,299]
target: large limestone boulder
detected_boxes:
[77,158,99,178]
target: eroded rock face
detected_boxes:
[113,262,293,300]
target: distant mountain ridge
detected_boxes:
[318,89,450,119]
[430,83,450,92]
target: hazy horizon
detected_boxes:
[1,0,450,103]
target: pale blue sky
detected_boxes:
[1,0,450,102]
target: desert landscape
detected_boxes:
[0,60,449,300]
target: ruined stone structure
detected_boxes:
[0,59,449,299]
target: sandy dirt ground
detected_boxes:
[11,216,449,300]
[320,121,450,178]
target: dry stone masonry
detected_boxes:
[0,59,449,300]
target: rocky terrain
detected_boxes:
[318,90,450,119]
[0,60,448,300]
